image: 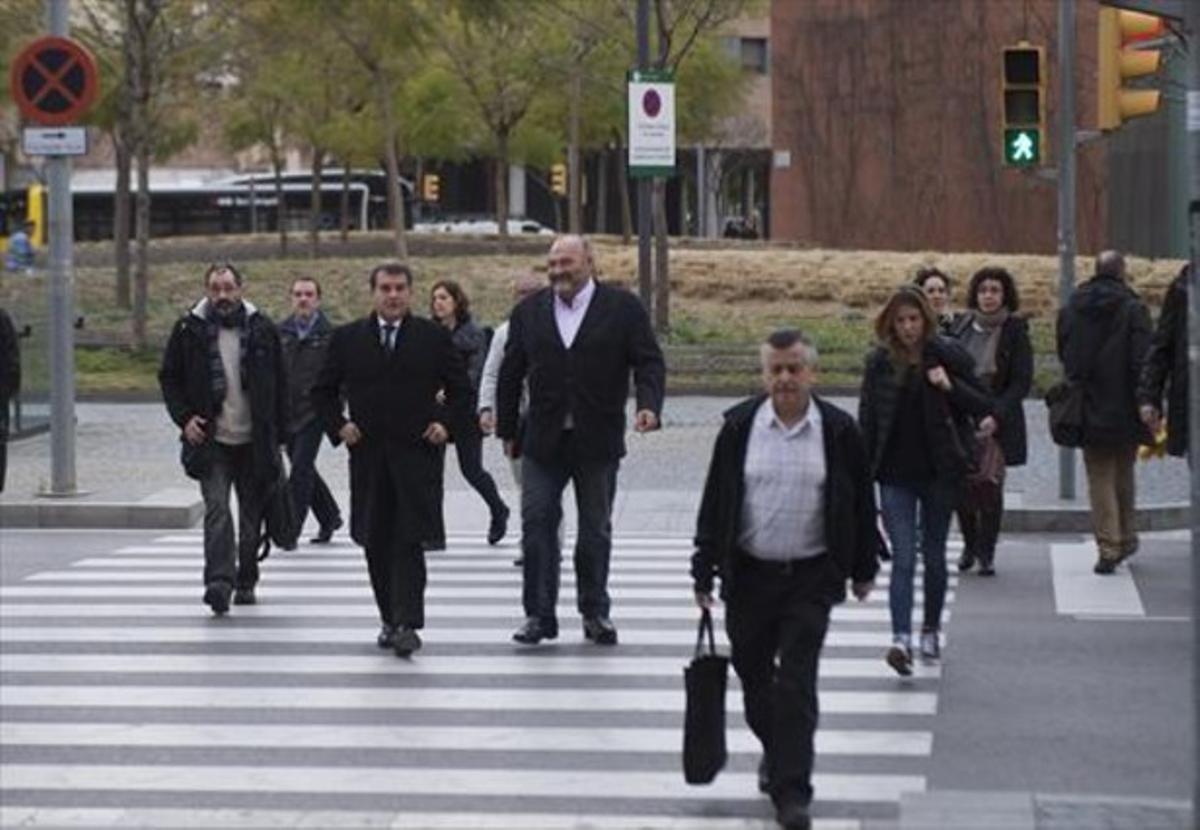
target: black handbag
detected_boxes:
[682,607,729,785]
[258,467,300,561]
[1045,380,1085,448]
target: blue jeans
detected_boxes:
[519,437,618,623]
[880,481,951,637]
[287,420,342,532]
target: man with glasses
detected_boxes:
[159,263,287,615]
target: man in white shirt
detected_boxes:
[691,329,878,830]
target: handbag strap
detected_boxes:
[694,607,717,658]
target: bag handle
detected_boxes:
[694,607,717,658]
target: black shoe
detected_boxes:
[886,643,913,677]
[512,557,524,567]
[376,624,397,649]
[757,756,771,794]
[393,626,422,657]
[487,505,510,546]
[1094,556,1118,575]
[203,583,231,616]
[233,586,256,605]
[774,798,812,830]
[582,616,618,646]
[977,556,996,577]
[957,549,976,572]
[310,517,343,545]
[512,617,558,645]
[424,538,446,552]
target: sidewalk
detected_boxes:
[0,398,1189,531]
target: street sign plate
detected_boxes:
[1004,128,1041,166]
[628,69,676,178]
[9,36,100,126]
[22,126,88,156]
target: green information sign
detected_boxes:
[1003,128,1041,166]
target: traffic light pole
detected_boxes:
[44,0,78,497]
[635,0,652,312]
[1056,0,1077,500]
[1184,0,1200,815]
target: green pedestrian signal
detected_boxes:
[1004,128,1040,166]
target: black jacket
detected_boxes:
[449,316,488,393]
[1139,270,1188,457]
[1057,274,1153,447]
[497,283,665,465]
[858,336,993,489]
[0,308,19,417]
[949,313,1033,466]
[279,311,334,435]
[691,396,879,604]
[311,313,472,546]
[158,299,287,484]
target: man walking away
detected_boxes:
[692,329,878,830]
[1139,263,1189,460]
[312,262,472,657]
[1057,250,1153,574]
[497,235,665,647]
[159,264,287,614]
[280,277,343,543]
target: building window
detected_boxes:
[740,37,768,74]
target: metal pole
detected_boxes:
[1183,0,1200,816]
[635,0,652,311]
[45,0,77,496]
[1057,0,1077,500]
[695,144,705,237]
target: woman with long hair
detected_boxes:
[858,286,992,676]
[951,268,1032,576]
[430,279,510,545]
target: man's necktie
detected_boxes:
[382,323,397,352]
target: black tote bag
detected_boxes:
[682,607,729,785]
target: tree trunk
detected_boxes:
[567,66,582,234]
[595,149,608,235]
[615,131,633,245]
[340,162,351,243]
[309,147,323,259]
[271,146,288,257]
[132,148,151,350]
[652,177,669,335]
[113,136,132,309]
[378,73,408,260]
[495,129,510,242]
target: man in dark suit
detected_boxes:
[312,262,472,657]
[691,329,878,830]
[497,235,665,646]
[0,305,20,493]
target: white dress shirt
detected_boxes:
[477,320,508,414]
[553,278,596,349]
[377,315,402,350]
[737,398,827,561]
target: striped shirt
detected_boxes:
[737,398,827,561]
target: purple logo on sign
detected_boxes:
[642,89,662,118]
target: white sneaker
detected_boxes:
[919,629,940,661]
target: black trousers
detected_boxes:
[726,554,833,806]
[957,486,1003,565]
[362,452,427,630]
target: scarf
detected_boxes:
[206,302,249,406]
[961,309,1008,379]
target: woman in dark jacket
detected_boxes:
[949,267,1033,575]
[430,280,510,545]
[1138,263,1189,459]
[859,286,992,676]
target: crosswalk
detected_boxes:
[0,531,959,829]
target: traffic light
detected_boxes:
[421,173,440,203]
[1001,42,1045,167]
[1097,7,1165,131]
[550,163,567,196]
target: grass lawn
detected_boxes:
[1,235,1183,396]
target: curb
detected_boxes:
[0,488,203,530]
[1002,502,1187,533]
